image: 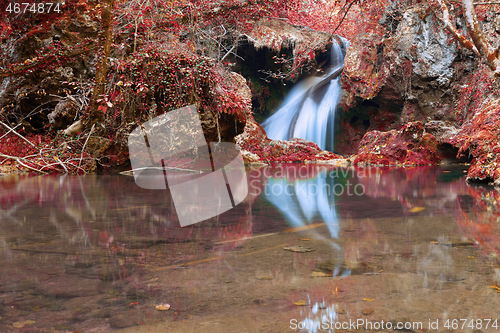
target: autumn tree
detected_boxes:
[87,0,115,128]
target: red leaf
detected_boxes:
[98,105,107,114]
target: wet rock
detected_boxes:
[108,313,142,329]
[85,136,111,157]
[455,100,500,186]
[48,99,80,130]
[354,121,440,166]
[236,116,344,163]
[35,275,103,298]
[12,296,53,311]
[342,33,389,103]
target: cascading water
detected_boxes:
[262,37,349,151]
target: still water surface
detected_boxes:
[0,165,499,332]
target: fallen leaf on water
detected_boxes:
[283,245,314,253]
[310,271,332,277]
[294,300,307,306]
[409,207,425,213]
[155,303,171,311]
[363,298,375,302]
[256,276,273,280]
[362,308,374,315]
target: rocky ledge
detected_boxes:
[354,121,440,166]
[236,117,345,164]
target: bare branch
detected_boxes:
[79,123,95,169]
[333,0,357,34]
[0,153,48,174]
[0,120,36,147]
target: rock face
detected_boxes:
[339,4,500,184]
[236,117,342,163]
[354,121,440,166]
[233,18,342,122]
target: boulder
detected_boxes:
[236,116,343,163]
[354,121,440,166]
[48,98,79,130]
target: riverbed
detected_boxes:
[0,164,499,332]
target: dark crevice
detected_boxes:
[437,143,473,163]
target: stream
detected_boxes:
[0,165,500,332]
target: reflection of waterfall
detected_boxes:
[263,170,339,240]
[262,37,349,151]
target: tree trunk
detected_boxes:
[432,0,500,76]
[461,0,500,76]
[87,0,115,128]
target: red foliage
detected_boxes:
[455,100,500,185]
[0,128,95,174]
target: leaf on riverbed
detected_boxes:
[283,245,314,253]
[490,285,500,292]
[294,300,307,306]
[362,308,374,315]
[155,303,171,311]
[363,298,375,302]
[12,322,24,329]
[408,207,425,213]
[12,320,35,328]
[310,271,333,277]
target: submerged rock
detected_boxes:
[354,121,440,166]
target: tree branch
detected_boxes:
[433,0,480,56]
[461,0,500,75]
[0,120,36,147]
[333,0,357,34]
[0,153,48,174]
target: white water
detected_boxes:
[262,37,349,151]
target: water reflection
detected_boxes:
[262,166,340,238]
[0,166,499,332]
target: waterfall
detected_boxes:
[262,37,349,152]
